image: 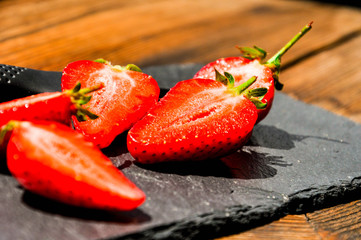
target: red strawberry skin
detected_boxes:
[193,57,274,122]
[61,60,160,148]
[127,78,258,164]
[6,121,145,210]
[0,92,73,127]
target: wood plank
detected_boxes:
[216,215,321,240]
[1,0,360,72]
[281,34,361,123]
[307,200,361,240]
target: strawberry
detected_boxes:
[61,59,160,148]
[127,76,267,163]
[0,82,100,128]
[1,120,145,210]
[194,22,312,122]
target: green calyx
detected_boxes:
[65,82,102,122]
[94,58,142,73]
[237,21,313,91]
[216,71,268,110]
[237,46,267,61]
[215,68,234,87]
[0,121,19,149]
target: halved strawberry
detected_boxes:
[127,76,266,164]
[194,22,312,122]
[61,59,160,148]
[2,120,145,210]
[0,82,100,128]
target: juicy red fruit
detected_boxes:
[194,22,313,123]
[194,57,274,122]
[0,82,99,128]
[0,92,73,127]
[6,121,145,210]
[127,78,259,164]
[61,60,160,148]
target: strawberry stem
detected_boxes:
[265,21,313,90]
[236,76,257,95]
[266,22,313,65]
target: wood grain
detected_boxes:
[216,215,321,240]
[282,33,361,123]
[1,0,361,71]
[307,200,361,240]
[0,0,360,239]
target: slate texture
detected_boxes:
[0,64,360,240]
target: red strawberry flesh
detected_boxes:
[61,60,160,148]
[194,57,274,122]
[6,121,145,210]
[0,92,72,127]
[127,78,258,164]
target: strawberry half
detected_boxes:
[194,22,312,123]
[2,120,145,210]
[127,76,267,164]
[61,59,160,148]
[0,82,100,128]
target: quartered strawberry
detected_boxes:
[61,59,160,148]
[194,22,312,122]
[1,120,145,210]
[127,76,267,164]
[0,82,100,128]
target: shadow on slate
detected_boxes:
[0,63,360,240]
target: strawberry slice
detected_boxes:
[1,120,145,210]
[194,22,312,122]
[61,59,160,148]
[0,82,100,128]
[127,76,266,164]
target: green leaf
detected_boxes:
[253,46,267,58]
[224,72,235,88]
[75,107,99,122]
[125,64,142,72]
[77,95,92,105]
[247,87,268,98]
[0,121,18,148]
[250,98,267,109]
[94,58,109,64]
[72,82,81,93]
[274,74,283,90]
[215,68,228,86]
[237,46,267,60]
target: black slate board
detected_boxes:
[0,63,361,240]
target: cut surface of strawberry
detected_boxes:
[194,58,274,122]
[4,121,145,210]
[127,78,260,164]
[61,60,160,148]
[0,83,100,128]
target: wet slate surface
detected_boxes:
[0,63,360,240]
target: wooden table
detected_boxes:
[1,0,360,239]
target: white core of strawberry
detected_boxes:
[224,60,267,86]
[85,66,136,128]
[89,66,136,93]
